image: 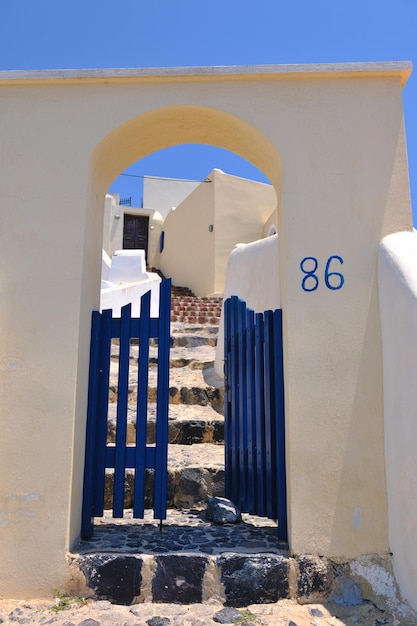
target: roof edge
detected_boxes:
[0,61,412,87]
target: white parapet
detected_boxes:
[379,230,417,613]
[108,249,148,283]
[101,249,161,317]
[214,234,280,378]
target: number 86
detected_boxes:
[300,256,344,292]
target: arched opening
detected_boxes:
[103,144,277,297]
[77,105,283,542]
[86,105,282,310]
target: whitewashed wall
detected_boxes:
[214,234,281,377]
[100,250,161,317]
[379,231,417,613]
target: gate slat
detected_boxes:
[223,296,287,540]
[224,298,232,499]
[273,308,288,540]
[237,298,247,510]
[81,310,102,538]
[133,290,151,518]
[93,308,112,516]
[82,282,171,534]
[230,296,240,505]
[254,312,266,516]
[113,304,131,517]
[154,279,171,520]
[246,309,256,514]
[263,310,276,519]
[106,445,156,468]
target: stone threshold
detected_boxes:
[68,512,413,618]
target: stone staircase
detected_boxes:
[104,322,225,510]
[69,287,327,608]
[171,295,223,325]
[147,268,223,325]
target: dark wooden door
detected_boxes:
[123,215,149,259]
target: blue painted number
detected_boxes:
[301,255,344,292]
[300,257,319,292]
[324,255,344,290]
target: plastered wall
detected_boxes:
[379,232,417,613]
[214,234,281,378]
[143,175,200,219]
[159,168,276,296]
[0,63,412,596]
[159,173,215,296]
[213,169,276,294]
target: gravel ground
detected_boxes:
[0,596,407,626]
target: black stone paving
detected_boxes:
[73,509,288,556]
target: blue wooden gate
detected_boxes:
[224,296,287,541]
[81,280,171,538]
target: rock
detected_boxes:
[218,553,289,606]
[309,607,324,617]
[146,618,171,626]
[329,576,363,606]
[78,554,143,605]
[175,467,211,508]
[79,620,101,626]
[213,606,243,623]
[179,420,206,444]
[205,497,241,524]
[152,554,209,603]
[296,555,334,603]
[180,386,209,406]
[8,607,24,621]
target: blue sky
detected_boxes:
[1,0,417,221]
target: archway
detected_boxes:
[76,105,283,538]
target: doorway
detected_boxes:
[123,214,149,261]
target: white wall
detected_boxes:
[379,231,417,613]
[214,234,281,377]
[102,194,163,267]
[159,175,215,295]
[101,277,161,317]
[159,169,276,296]
[213,169,276,293]
[143,175,200,220]
[101,250,161,316]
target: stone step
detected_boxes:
[107,403,224,445]
[171,297,223,307]
[171,322,219,334]
[170,333,217,348]
[113,345,217,369]
[104,443,225,510]
[70,509,291,606]
[170,296,223,324]
[113,329,219,350]
[108,382,224,412]
[109,348,225,410]
[171,314,221,324]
